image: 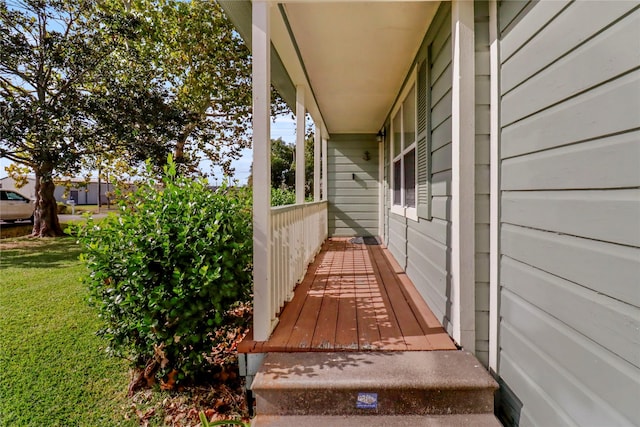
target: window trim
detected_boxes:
[389,67,418,221]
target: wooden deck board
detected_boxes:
[366,245,409,351]
[239,238,456,353]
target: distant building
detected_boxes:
[0,176,115,205]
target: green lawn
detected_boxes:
[0,237,135,426]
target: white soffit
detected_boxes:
[282,1,439,134]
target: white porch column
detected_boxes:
[313,124,321,201]
[488,0,500,374]
[451,0,476,352]
[378,134,385,238]
[295,86,306,204]
[321,137,328,201]
[252,1,272,341]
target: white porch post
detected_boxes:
[252,1,272,341]
[451,0,476,352]
[378,135,384,238]
[488,0,500,374]
[313,124,321,201]
[295,86,306,204]
[321,137,328,201]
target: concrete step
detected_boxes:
[252,351,498,416]
[252,414,503,426]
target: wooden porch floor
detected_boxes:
[239,237,456,353]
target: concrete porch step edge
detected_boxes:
[251,414,503,426]
[252,351,498,416]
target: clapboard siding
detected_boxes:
[500,291,640,426]
[498,0,531,34]
[501,1,638,94]
[328,134,378,236]
[431,170,451,196]
[431,39,451,83]
[431,144,452,174]
[498,2,640,426]
[498,351,576,427]
[405,2,452,331]
[501,131,640,190]
[504,292,640,425]
[502,9,640,126]
[431,117,452,152]
[430,195,450,220]
[383,3,453,333]
[407,231,450,328]
[501,224,640,308]
[430,90,453,131]
[330,171,378,181]
[500,0,569,63]
[431,64,452,106]
[502,71,640,159]
[501,189,640,247]
[388,213,406,267]
[503,257,640,369]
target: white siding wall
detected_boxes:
[328,135,379,237]
[497,2,640,426]
[386,3,454,334]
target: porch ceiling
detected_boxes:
[281,1,440,134]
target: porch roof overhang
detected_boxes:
[219,0,440,138]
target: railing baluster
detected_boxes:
[268,201,327,333]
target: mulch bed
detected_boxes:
[125,304,253,426]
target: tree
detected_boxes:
[121,0,288,176]
[0,0,183,236]
[248,135,315,196]
[270,137,295,189]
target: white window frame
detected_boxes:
[390,69,418,221]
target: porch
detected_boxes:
[239,236,456,354]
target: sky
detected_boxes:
[208,115,297,185]
[0,116,297,185]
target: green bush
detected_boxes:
[75,158,253,385]
[270,187,296,206]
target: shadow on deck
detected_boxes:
[239,237,456,353]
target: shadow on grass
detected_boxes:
[0,237,82,270]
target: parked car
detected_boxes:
[0,190,35,223]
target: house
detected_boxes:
[0,175,115,205]
[219,1,640,425]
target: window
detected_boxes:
[391,81,417,219]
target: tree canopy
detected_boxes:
[1,0,287,236]
[0,0,184,236]
[249,135,315,197]
[116,0,288,174]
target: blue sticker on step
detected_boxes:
[356,392,378,409]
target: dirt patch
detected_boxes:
[126,377,250,427]
[0,225,33,240]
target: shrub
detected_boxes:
[270,187,296,206]
[56,202,68,214]
[75,158,253,386]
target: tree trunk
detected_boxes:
[31,169,64,237]
[174,121,199,165]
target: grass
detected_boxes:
[68,205,120,214]
[0,224,33,239]
[0,237,136,426]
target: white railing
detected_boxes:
[269,200,328,327]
